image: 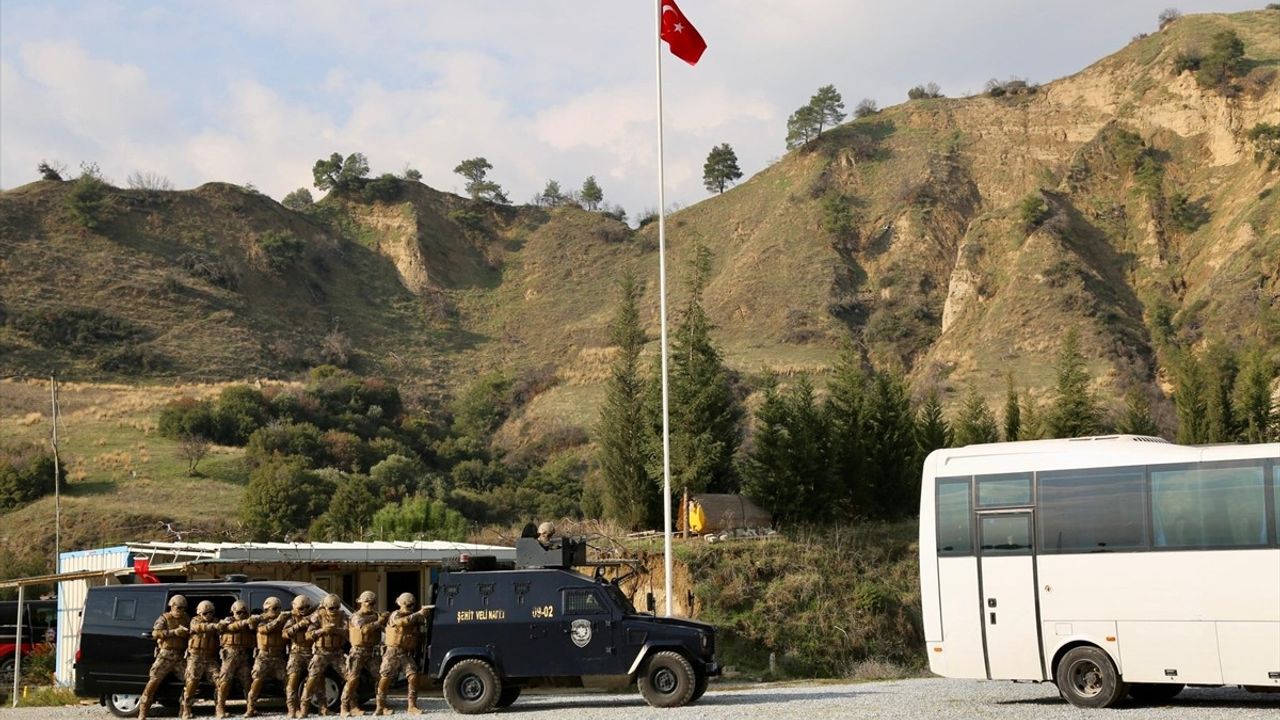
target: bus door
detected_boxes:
[977,511,1043,680]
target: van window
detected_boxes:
[249,590,291,614]
[113,598,137,621]
[179,593,238,618]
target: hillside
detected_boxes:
[1,11,1278,519]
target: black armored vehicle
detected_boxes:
[429,531,719,713]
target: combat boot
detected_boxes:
[245,677,264,717]
[374,678,391,716]
[215,682,228,718]
[405,686,421,716]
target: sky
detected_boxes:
[0,0,1262,216]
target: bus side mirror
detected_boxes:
[646,593,656,613]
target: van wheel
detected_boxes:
[0,657,14,686]
[1056,646,1126,708]
[690,669,708,703]
[638,651,696,708]
[1128,682,1184,703]
[106,693,143,718]
[443,659,501,714]
[496,686,521,708]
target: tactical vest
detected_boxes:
[188,619,219,656]
[155,612,189,652]
[284,614,314,652]
[384,611,422,651]
[314,612,345,652]
[256,613,287,654]
[348,611,382,648]
[220,617,254,649]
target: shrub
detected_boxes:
[1018,193,1051,231]
[281,187,314,210]
[1167,191,1209,232]
[177,251,239,290]
[450,372,513,440]
[126,171,174,192]
[246,421,325,466]
[65,175,110,229]
[1172,52,1201,75]
[1195,30,1246,91]
[821,191,857,242]
[159,398,219,440]
[1247,122,1280,170]
[13,307,139,348]
[906,82,943,100]
[360,173,402,202]
[319,328,352,368]
[370,494,468,541]
[448,208,486,232]
[37,161,64,181]
[854,98,878,118]
[240,456,333,540]
[214,386,270,445]
[0,443,63,511]
[257,231,305,273]
[1157,8,1181,29]
[94,344,170,373]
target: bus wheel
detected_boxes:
[1056,646,1127,708]
[1128,682,1184,703]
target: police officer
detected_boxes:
[377,593,433,716]
[139,595,190,720]
[183,600,222,720]
[341,591,388,717]
[302,594,347,717]
[216,601,254,718]
[283,595,316,719]
[537,521,557,547]
[244,596,288,718]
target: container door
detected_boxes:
[978,512,1043,680]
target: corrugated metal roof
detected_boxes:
[117,540,515,562]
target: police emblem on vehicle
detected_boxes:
[570,619,593,647]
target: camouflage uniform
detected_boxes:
[216,602,254,718]
[138,597,190,720]
[183,602,222,720]
[377,595,433,715]
[341,592,387,717]
[283,598,316,719]
[301,596,347,717]
[245,598,289,718]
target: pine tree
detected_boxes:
[742,375,832,524]
[1174,352,1209,444]
[1201,341,1239,442]
[862,367,917,519]
[810,84,846,135]
[597,274,656,529]
[1020,395,1045,440]
[786,104,821,149]
[826,345,869,514]
[702,143,743,194]
[954,388,999,446]
[1115,385,1161,437]
[1002,374,1021,441]
[914,390,952,465]
[1047,329,1103,438]
[644,244,742,499]
[580,176,604,211]
[1235,347,1276,443]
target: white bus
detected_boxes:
[918,435,1280,707]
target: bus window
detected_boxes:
[976,472,1031,507]
[979,515,1031,554]
[1151,462,1266,549]
[937,478,972,555]
[1039,466,1146,553]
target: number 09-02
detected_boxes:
[531,605,554,618]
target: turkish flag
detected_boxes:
[660,0,706,66]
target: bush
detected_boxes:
[1167,191,1209,232]
[240,456,333,540]
[281,187,314,210]
[0,443,63,511]
[214,386,270,445]
[246,421,325,466]
[13,307,139,348]
[1018,193,1051,231]
[159,397,219,440]
[177,251,239,290]
[1195,30,1246,91]
[257,231,305,273]
[906,82,943,100]
[94,343,170,373]
[65,175,110,229]
[448,207,486,232]
[361,173,402,202]
[37,161,64,181]
[1172,52,1201,75]
[854,98,878,118]
[821,191,857,242]
[450,372,513,440]
[1247,122,1280,169]
[1158,8,1182,29]
[370,494,468,541]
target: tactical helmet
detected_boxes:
[321,594,341,611]
[357,590,377,605]
[231,600,249,616]
[396,592,417,610]
[196,600,216,616]
[168,594,188,611]
[291,595,313,612]
[538,521,556,537]
[262,596,282,612]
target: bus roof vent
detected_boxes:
[1066,434,1168,444]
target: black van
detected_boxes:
[75,581,347,717]
[429,538,720,713]
[1,599,57,684]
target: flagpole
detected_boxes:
[654,0,674,618]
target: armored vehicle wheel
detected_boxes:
[496,686,521,708]
[638,651,696,708]
[690,669,709,703]
[443,658,502,714]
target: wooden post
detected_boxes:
[681,487,689,538]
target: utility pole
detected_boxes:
[51,376,62,566]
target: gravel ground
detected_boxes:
[8,678,1279,720]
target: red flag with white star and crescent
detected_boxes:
[660,0,706,66]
